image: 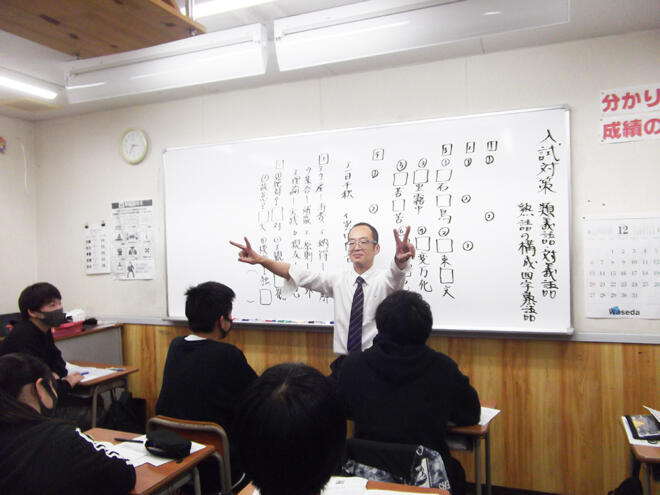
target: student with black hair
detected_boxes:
[234,363,347,495]
[156,281,257,489]
[0,353,136,495]
[0,282,83,397]
[337,290,481,495]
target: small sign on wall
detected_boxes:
[111,199,155,280]
[600,83,660,143]
[84,222,110,274]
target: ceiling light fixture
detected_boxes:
[181,0,276,19]
[274,0,569,71]
[64,25,267,104]
[0,74,58,100]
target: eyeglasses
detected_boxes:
[345,239,377,250]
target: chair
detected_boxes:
[147,415,235,495]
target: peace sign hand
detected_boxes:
[393,226,415,268]
[229,237,262,265]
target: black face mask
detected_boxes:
[38,308,69,328]
[219,316,232,339]
[34,382,58,418]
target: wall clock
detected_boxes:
[120,128,149,164]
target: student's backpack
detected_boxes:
[100,390,146,433]
[607,476,642,495]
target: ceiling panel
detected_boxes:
[0,0,658,120]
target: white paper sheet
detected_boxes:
[253,477,369,495]
[109,435,207,467]
[66,362,116,382]
[479,406,501,426]
[643,405,660,424]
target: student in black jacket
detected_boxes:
[156,281,257,490]
[0,282,83,397]
[0,353,136,495]
[337,290,481,495]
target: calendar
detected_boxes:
[584,216,660,318]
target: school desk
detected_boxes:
[620,417,660,495]
[85,427,215,495]
[71,361,138,427]
[447,401,498,495]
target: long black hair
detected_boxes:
[0,353,54,424]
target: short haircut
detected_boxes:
[350,222,379,243]
[18,283,61,319]
[234,363,346,495]
[0,353,54,424]
[185,281,235,334]
[375,290,433,345]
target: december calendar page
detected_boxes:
[584,216,660,318]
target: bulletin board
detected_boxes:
[163,106,572,334]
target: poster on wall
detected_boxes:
[111,199,154,280]
[600,83,660,143]
[584,215,660,318]
[84,222,110,275]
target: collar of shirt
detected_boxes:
[350,263,377,285]
[184,334,207,341]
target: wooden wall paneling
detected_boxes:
[122,324,660,495]
[563,342,625,494]
[122,324,157,418]
[225,326,335,374]
[600,343,627,492]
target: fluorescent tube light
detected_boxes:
[64,25,267,104]
[182,0,275,18]
[0,74,58,100]
[274,0,568,71]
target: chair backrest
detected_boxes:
[147,415,232,493]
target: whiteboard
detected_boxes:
[163,106,572,334]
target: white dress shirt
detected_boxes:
[285,259,408,354]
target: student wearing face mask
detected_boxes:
[0,353,136,495]
[0,282,84,398]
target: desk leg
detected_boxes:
[193,466,201,495]
[485,431,491,495]
[643,462,650,495]
[91,385,100,428]
[474,437,482,495]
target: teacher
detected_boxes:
[230,223,415,377]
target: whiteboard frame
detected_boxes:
[162,105,574,334]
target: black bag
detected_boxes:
[100,391,146,433]
[145,430,191,459]
[608,476,642,495]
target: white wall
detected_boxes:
[0,115,37,313]
[34,29,660,340]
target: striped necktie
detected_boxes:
[347,276,365,353]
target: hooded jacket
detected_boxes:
[0,420,136,495]
[337,333,480,465]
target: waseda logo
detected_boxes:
[609,306,640,316]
